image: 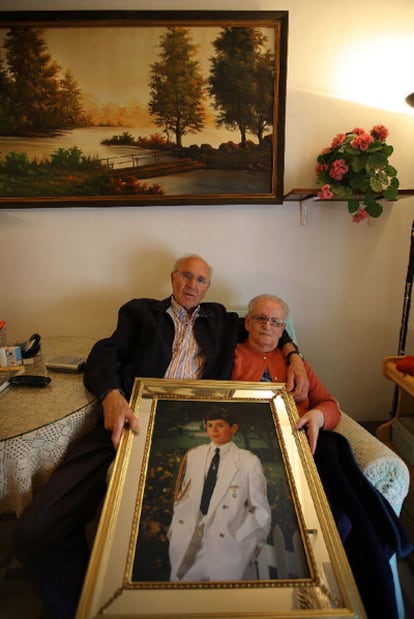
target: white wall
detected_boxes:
[2,0,414,422]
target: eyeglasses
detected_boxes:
[175,271,210,286]
[250,314,286,328]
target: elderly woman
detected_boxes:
[231,293,341,454]
[232,294,412,619]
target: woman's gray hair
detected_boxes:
[248,294,289,318]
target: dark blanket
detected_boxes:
[314,430,412,619]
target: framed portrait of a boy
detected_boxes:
[76,379,365,618]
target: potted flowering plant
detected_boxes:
[315,125,399,222]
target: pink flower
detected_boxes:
[315,125,396,222]
[352,207,369,223]
[318,184,334,199]
[371,124,389,142]
[331,133,346,149]
[350,132,374,151]
[315,162,329,175]
[329,158,349,181]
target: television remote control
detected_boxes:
[9,375,51,387]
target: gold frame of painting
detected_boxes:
[76,379,366,619]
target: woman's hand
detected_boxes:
[296,408,324,455]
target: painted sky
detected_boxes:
[1,24,275,108]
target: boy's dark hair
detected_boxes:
[204,408,237,427]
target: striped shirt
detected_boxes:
[165,297,206,379]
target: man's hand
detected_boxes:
[286,355,309,402]
[296,408,324,455]
[101,389,139,449]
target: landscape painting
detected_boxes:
[0,10,288,208]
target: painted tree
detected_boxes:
[249,49,275,146]
[148,27,206,148]
[2,26,86,134]
[0,57,11,131]
[58,69,90,127]
[208,27,274,148]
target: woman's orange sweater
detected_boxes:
[231,342,341,429]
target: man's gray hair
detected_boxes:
[173,254,213,279]
[248,294,289,318]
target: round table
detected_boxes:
[0,336,99,515]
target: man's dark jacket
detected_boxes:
[84,297,284,399]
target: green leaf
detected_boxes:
[349,175,369,192]
[351,155,367,173]
[333,184,353,199]
[366,152,387,172]
[365,200,383,218]
[344,146,361,156]
[317,170,331,184]
[385,164,398,177]
[383,144,394,157]
[366,143,383,154]
[347,199,360,213]
[370,171,388,192]
[363,190,377,207]
[383,176,399,200]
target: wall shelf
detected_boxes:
[283,188,414,226]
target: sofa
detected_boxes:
[334,411,409,516]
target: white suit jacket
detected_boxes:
[168,441,271,581]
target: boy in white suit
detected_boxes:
[168,410,271,581]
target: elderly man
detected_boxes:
[14,254,307,619]
[86,255,307,449]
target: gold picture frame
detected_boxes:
[76,379,366,618]
[0,10,287,208]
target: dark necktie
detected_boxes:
[200,447,220,515]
